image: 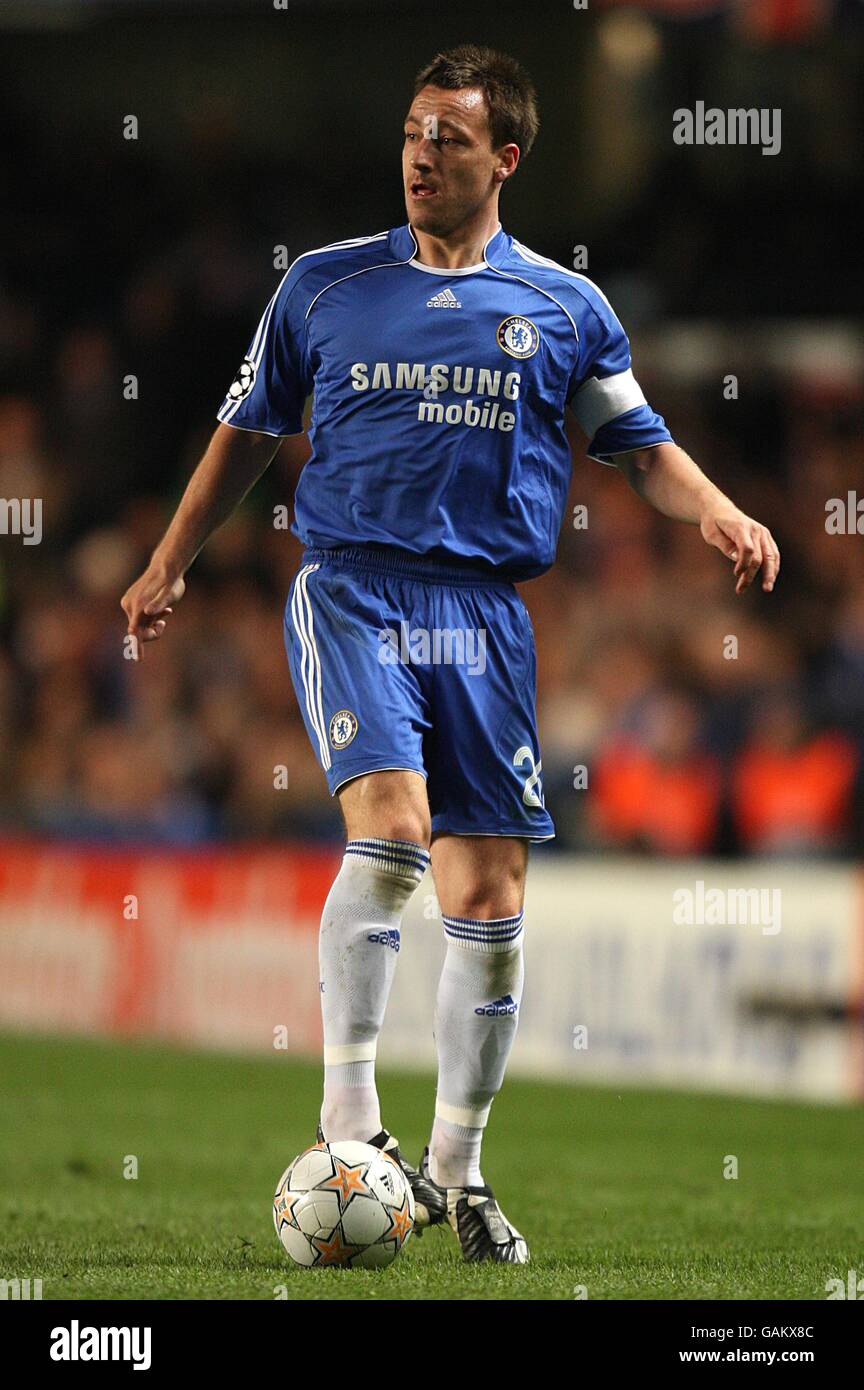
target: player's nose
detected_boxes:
[410,141,435,170]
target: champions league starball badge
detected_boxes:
[226,356,257,402]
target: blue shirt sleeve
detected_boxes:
[217,270,311,436]
[566,289,672,465]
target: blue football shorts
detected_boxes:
[284,544,555,842]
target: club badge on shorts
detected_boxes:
[329,709,359,749]
[496,315,539,359]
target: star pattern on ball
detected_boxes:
[274,1189,301,1229]
[320,1156,372,1204]
[312,1226,362,1266]
[382,1193,413,1244]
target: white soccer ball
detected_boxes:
[273,1139,415,1269]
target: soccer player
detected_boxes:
[121,45,779,1263]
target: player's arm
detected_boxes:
[564,286,779,597]
[120,423,280,659]
[123,259,312,658]
[614,441,780,595]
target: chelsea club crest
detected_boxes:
[496,315,539,359]
[329,709,359,749]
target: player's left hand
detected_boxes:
[700,507,780,595]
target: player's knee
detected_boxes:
[339,773,431,849]
[403,813,433,848]
[353,816,428,852]
[452,888,524,921]
[454,864,525,921]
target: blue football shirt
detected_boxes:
[218,223,672,581]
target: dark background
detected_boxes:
[1,0,862,853]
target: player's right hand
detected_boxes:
[120,567,186,661]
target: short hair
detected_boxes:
[412,44,540,161]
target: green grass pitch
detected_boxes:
[2,1032,862,1300]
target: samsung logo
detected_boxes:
[350,362,520,399]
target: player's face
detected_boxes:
[403,85,513,237]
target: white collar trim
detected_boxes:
[407,258,487,276]
[404,221,502,276]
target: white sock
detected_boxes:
[429,1115,485,1188]
[319,837,429,1141]
[428,910,525,1188]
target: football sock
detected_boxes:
[428,910,525,1187]
[319,838,429,1142]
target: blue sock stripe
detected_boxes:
[443,917,524,930]
[345,847,428,869]
[345,839,430,878]
[444,911,525,922]
[345,845,427,867]
[348,837,430,865]
[349,837,431,854]
[444,925,524,944]
[346,847,430,873]
[443,920,525,942]
[444,911,525,934]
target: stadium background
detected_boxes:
[1,0,863,1301]
[2,0,863,856]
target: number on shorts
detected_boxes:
[514,745,545,809]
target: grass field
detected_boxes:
[1,1032,862,1301]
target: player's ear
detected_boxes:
[495,143,520,184]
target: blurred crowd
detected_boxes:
[1,294,862,855]
[540,390,864,856]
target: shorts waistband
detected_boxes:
[301,544,514,588]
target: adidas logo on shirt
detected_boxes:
[475,993,518,1016]
[426,288,462,309]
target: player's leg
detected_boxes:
[322,767,447,1226]
[283,556,447,1224]
[426,831,527,1191]
[337,767,431,845]
[284,560,432,1138]
[422,831,531,1261]
[419,578,551,1261]
[317,769,431,1143]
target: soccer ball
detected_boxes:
[273,1140,415,1269]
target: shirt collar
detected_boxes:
[389,222,510,271]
